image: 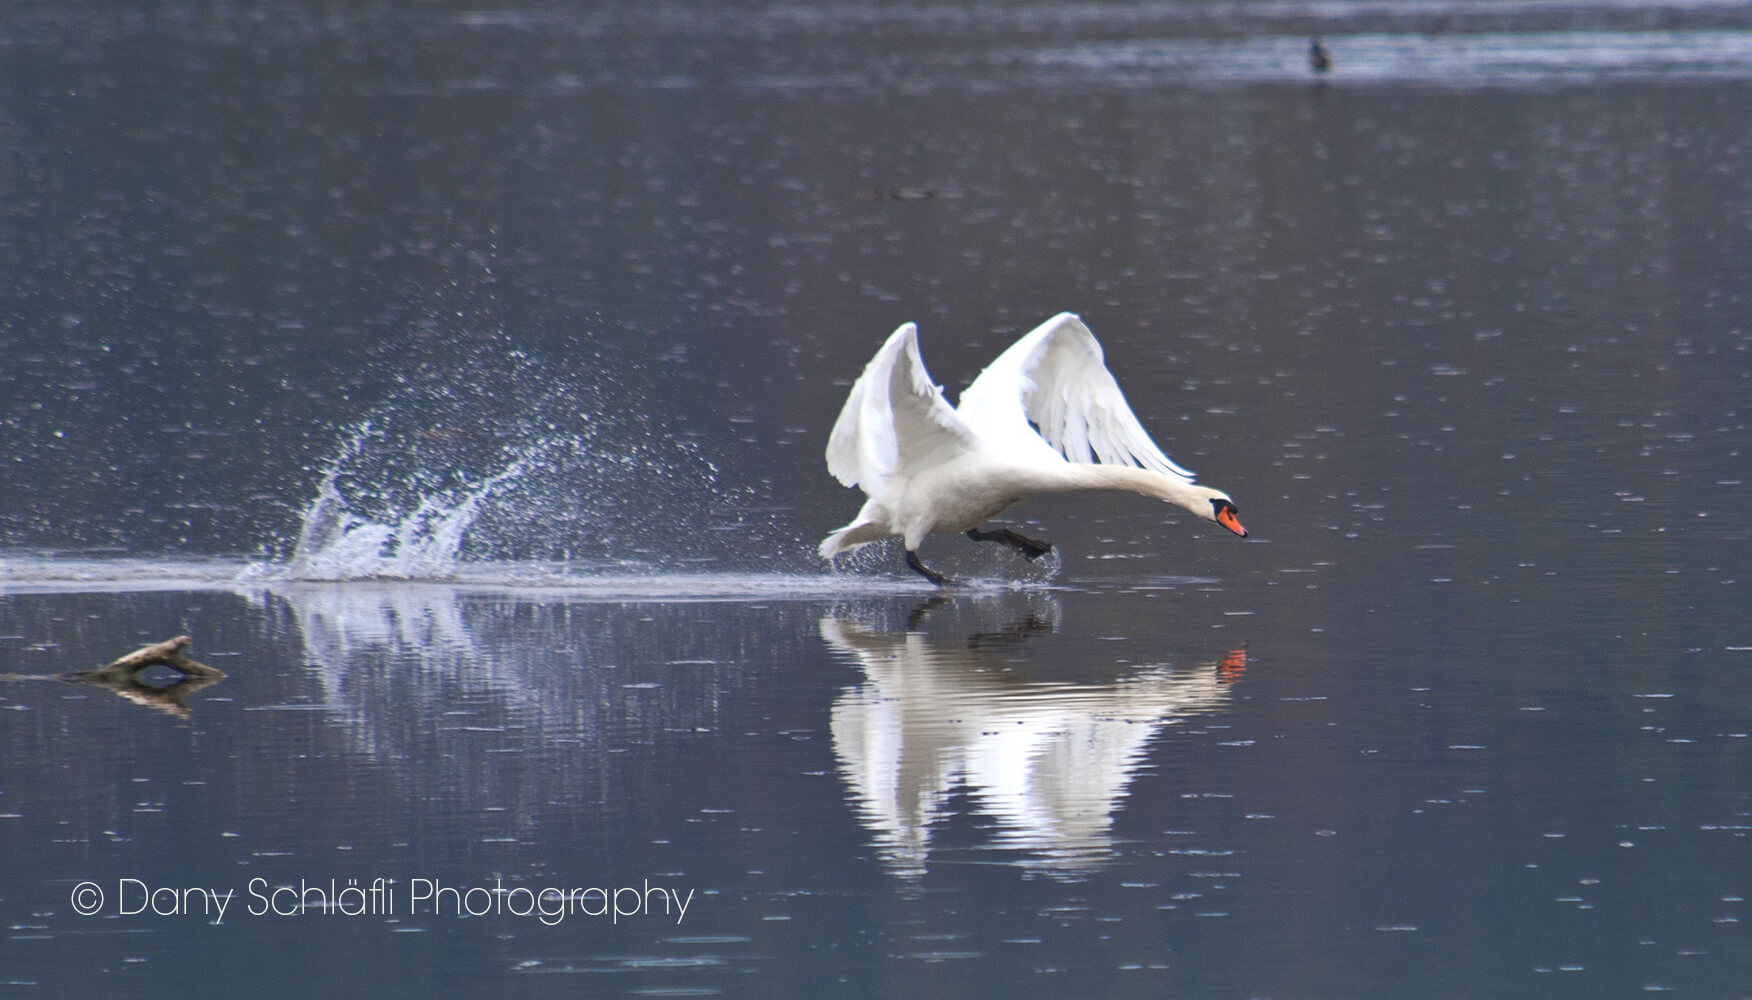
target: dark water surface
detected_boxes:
[3,2,1751,997]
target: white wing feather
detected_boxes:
[825,322,976,494]
[957,312,1195,481]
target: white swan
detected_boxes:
[819,312,1247,585]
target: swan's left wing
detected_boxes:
[826,322,976,494]
[957,312,1195,481]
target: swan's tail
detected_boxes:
[818,519,890,560]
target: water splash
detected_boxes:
[244,333,737,582]
[828,536,1063,589]
[282,422,531,580]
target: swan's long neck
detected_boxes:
[1042,464,1221,517]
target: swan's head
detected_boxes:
[1185,488,1248,538]
[1211,496,1248,538]
[1085,468,1249,538]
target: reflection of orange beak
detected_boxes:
[1219,648,1247,684]
[1216,506,1248,538]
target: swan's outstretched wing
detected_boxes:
[957,312,1195,480]
[826,322,977,494]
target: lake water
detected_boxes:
[3,2,1751,997]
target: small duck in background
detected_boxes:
[1310,36,1332,73]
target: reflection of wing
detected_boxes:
[821,611,1235,877]
[824,625,960,875]
[961,674,1231,864]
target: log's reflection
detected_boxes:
[822,601,1244,878]
[63,666,227,720]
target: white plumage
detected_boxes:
[821,312,1247,585]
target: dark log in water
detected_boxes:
[64,635,225,685]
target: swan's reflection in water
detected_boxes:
[823,596,1244,878]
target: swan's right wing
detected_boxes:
[826,322,976,494]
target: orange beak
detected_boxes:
[1216,505,1248,538]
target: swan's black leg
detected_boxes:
[967,527,1054,561]
[905,550,951,587]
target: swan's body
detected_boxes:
[820,312,1247,585]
